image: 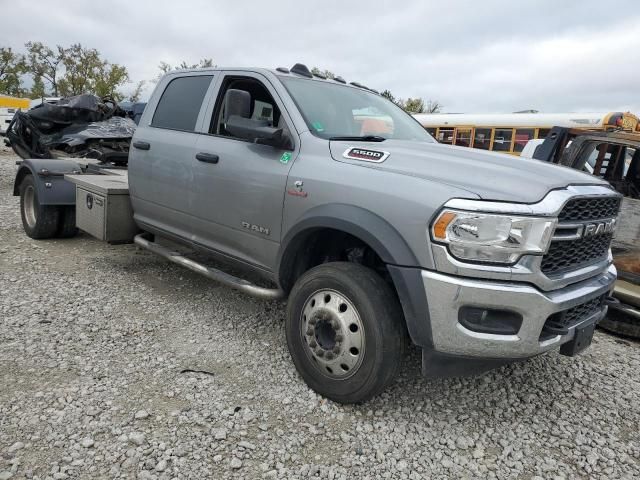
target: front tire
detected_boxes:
[286,262,406,404]
[19,175,60,239]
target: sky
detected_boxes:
[2,0,640,114]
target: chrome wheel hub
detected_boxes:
[23,185,37,229]
[301,289,365,379]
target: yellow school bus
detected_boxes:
[413,111,640,156]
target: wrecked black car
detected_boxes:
[5,94,136,166]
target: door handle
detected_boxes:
[196,152,219,164]
[133,141,150,150]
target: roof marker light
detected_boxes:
[290,63,313,78]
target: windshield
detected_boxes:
[280,77,435,142]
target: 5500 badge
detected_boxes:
[342,147,390,163]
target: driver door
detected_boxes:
[190,71,298,272]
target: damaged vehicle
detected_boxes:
[525,127,640,338]
[5,94,136,166]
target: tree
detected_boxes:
[401,97,426,114]
[155,58,215,82]
[178,58,214,69]
[25,41,65,96]
[425,99,443,114]
[30,75,46,98]
[93,63,129,100]
[57,43,103,96]
[0,47,26,96]
[381,90,442,114]
[311,67,335,79]
[43,43,129,100]
[23,42,129,99]
[128,80,145,103]
[380,90,396,104]
[157,61,173,77]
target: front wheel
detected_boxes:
[286,262,406,404]
[19,175,60,239]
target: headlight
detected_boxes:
[431,210,556,264]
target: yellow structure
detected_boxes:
[0,95,31,110]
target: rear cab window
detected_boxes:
[151,75,213,131]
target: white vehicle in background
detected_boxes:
[0,96,32,135]
[519,138,545,160]
[1,107,18,135]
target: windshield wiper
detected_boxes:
[328,135,386,142]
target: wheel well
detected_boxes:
[279,228,392,294]
[13,167,31,196]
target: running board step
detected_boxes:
[134,233,284,300]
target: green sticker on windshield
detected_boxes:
[312,121,324,132]
[280,151,292,164]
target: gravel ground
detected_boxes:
[0,145,639,480]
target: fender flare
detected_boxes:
[277,204,433,348]
[13,158,82,206]
[277,204,418,278]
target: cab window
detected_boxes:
[210,76,291,147]
[151,75,213,131]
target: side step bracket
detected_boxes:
[134,233,285,300]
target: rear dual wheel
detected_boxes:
[286,262,406,404]
[19,175,77,239]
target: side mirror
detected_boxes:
[225,115,284,147]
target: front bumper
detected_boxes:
[422,265,616,358]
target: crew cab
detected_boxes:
[12,64,620,403]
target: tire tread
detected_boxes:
[286,262,406,404]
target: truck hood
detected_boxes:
[330,140,609,203]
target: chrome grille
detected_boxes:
[541,196,620,275]
[541,233,613,274]
[558,196,621,222]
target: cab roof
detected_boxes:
[163,63,380,95]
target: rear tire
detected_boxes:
[19,175,59,240]
[57,206,78,238]
[286,262,406,404]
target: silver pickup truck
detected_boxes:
[12,63,620,403]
